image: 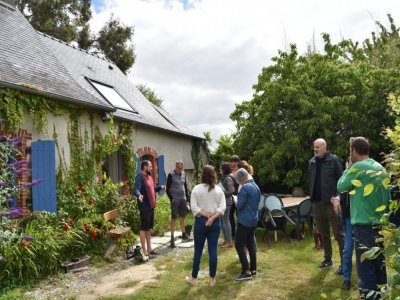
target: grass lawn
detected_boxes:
[101,228,359,300]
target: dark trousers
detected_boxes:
[230,203,237,237]
[313,201,344,263]
[192,216,221,278]
[235,223,257,272]
[354,225,387,299]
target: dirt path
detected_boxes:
[25,238,193,300]
[76,262,160,299]
[24,258,161,300]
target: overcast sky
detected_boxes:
[90,0,400,148]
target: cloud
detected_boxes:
[90,0,400,145]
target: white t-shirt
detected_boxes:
[190,184,226,217]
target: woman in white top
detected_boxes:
[186,165,226,287]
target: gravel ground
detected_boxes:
[24,242,192,299]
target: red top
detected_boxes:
[143,174,156,209]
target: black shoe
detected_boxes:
[334,265,343,276]
[251,270,256,276]
[235,272,252,281]
[182,233,190,241]
[343,280,351,290]
[170,238,175,248]
[317,259,333,269]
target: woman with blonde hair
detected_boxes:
[186,165,226,287]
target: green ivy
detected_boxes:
[191,139,205,181]
[119,122,136,192]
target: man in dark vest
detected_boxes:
[166,160,190,248]
[309,138,345,274]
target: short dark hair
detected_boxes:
[220,162,231,176]
[141,160,151,170]
[229,155,240,163]
[350,137,369,156]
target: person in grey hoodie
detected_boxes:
[219,162,235,248]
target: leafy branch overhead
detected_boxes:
[17,1,136,73]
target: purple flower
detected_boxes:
[23,235,35,241]
[14,168,28,175]
[8,160,28,169]
[22,179,44,188]
[31,179,44,185]
[9,136,23,145]
[1,207,23,218]
[0,180,4,186]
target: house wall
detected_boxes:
[133,125,196,176]
[1,108,207,187]
[20,109,110,172]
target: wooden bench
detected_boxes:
[103,209,132,259]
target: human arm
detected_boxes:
[166,173,173,201]
[184,174,189,202]
[155,185,165,193]
[236,186,247,211]
[133,175,143,201]
[222,177,234,198]
[206,189,226,226]
[337,168,356,193]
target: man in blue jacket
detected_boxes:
[134,160,165,258]
[234,168,260,281]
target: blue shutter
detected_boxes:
[31,140,56,212]
[134,154,141,176]
[157,155,166,195]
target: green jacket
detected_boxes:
[337,158,390,225]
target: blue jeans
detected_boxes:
[342,217,354,281]
[221,204,232,243]
[192,216,221,278]
[353,225,387,298]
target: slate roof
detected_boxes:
[0,4,111,109]
[0,2,202,139]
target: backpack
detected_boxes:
[126,245,143,261]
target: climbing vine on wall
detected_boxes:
[0,88,70,133]
[191,139,205,181]
[119,122,136,192]
[0,87,136,200]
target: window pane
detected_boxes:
[90,80,135,112]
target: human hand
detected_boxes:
[138,195,143,202]
[161,185,166,190]
[205,217,214,227]
[171,199,176,204]
[331,197,340,215]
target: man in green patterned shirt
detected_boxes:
[337,137,390,299]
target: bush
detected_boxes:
[0,211,86,290]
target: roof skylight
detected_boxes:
[88,79,137,113]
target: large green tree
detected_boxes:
[97,15,136,74]
[231,27,400,192]
[137,84,164,108]
[210,134,234,170]
[77,0,93,50]
[17,0,82,43]
[17,2,136,73]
